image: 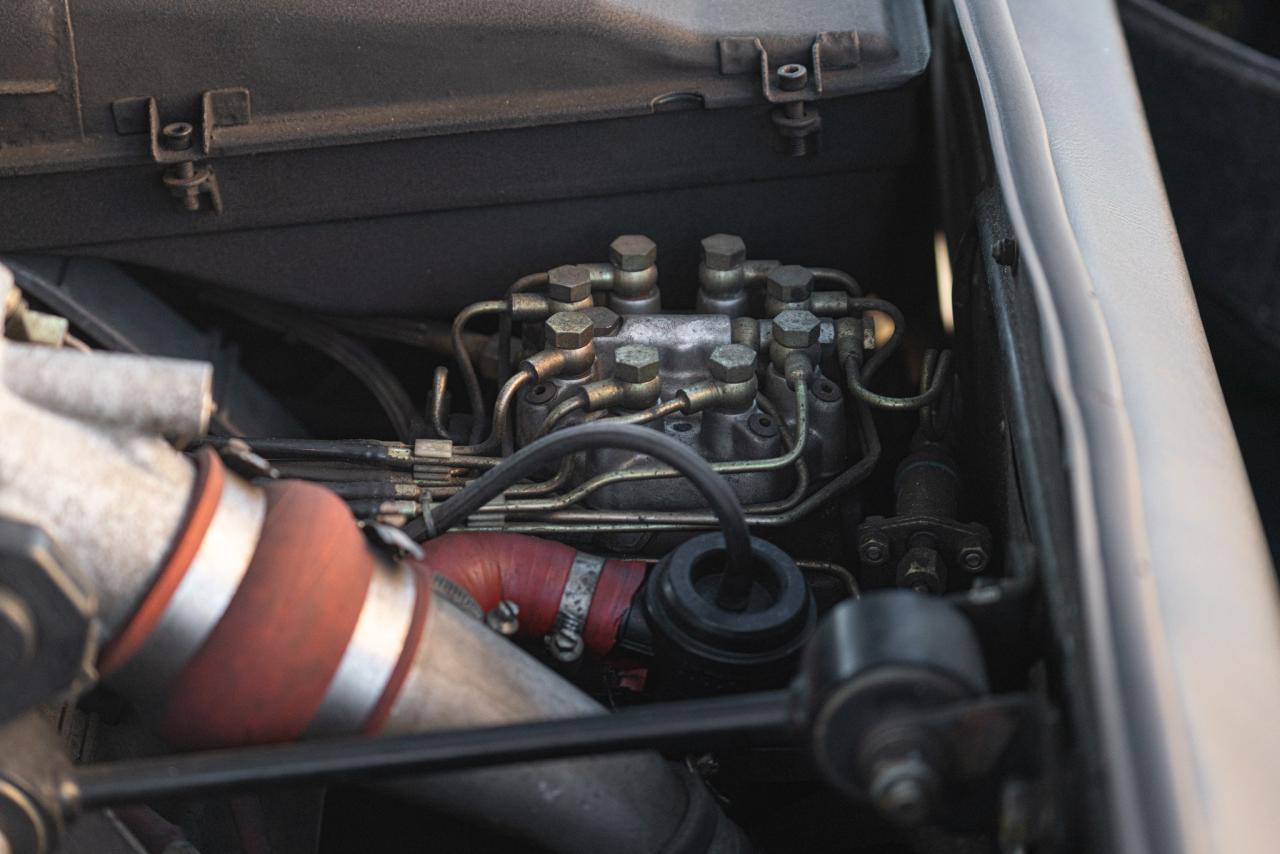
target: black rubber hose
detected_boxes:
[422,422,755,610]
[192,287,423,441]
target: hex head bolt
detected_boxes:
[614,345,660,384]
[544,312,594,351]
[708,344,757,384]
[700,234,747,271]
[772,309,821,349]
[609,235,657,272]
[766,265,815,309]
[547,265,593,305]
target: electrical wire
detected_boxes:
[196,437,414,468]
[195,288,423,441]
[419,421,755,609]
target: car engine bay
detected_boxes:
[0,1,1105,852]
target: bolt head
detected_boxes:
[544,311,594,349]
[959,546,988,573]
[778,63,809,92]
[772,309,821,348]
[161,121,194,151]
[583,306,621,337]
[766,265,815,302]
[614,344,660,383]
[609,235,657,272]
[700,234,747,270]
[485,600,521,636]
[546,628,585,663]
[859,536,889,566]
[709,343,757,383]
[547,264,593,303]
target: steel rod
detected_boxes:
[71,691,795,810]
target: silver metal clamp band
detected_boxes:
[305,559,419,737]
[554,551,606,636]
[107,471,266,710]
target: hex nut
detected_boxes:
[700,234,747,270]
[547,264,593,303]
[709,344,758,383]
[583,306,621,337]
[766,265,815,302]
[609,235,657,271]
[614,344,660,384]
[544,311,595,349]
[772,310,821,348]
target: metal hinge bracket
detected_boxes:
[717,36,850,157]
[111,88,250,213]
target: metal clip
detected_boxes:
[720,37,825,156]
[141,89,249,214]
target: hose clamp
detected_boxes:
[106,470,266,711]
[305,559,419,737]
[544,551,605,662]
